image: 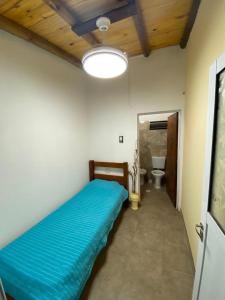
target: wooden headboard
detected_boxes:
[89,160,128,190]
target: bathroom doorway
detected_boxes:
[138,111,180,207]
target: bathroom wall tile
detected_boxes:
[139,122,167,179]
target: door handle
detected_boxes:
[195,223,204,242]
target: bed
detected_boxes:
[0,161,128,300]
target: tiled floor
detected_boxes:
[81,185,194,300]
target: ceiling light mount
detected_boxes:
[96,17,111,32]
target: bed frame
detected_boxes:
[89,160,128,190]
[5,161,128,300]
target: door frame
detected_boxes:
[137,109,184,210]
[192,52,225,299]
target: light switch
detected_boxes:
[119,136,124,143]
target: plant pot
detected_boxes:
[129,192,140,210]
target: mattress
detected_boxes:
[0,179,128,300]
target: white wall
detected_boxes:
[0,36,186,248]
[0,31,89,247]
[87,46,186,177]
[139,112,174,123]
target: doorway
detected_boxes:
[137,111,181,208]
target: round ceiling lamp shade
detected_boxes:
[82,46,128,79]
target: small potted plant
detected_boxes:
[129,148,140,210]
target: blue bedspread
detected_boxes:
[0,179,128,300]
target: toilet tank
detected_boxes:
[152,156,166,169]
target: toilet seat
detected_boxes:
[151,170,165,176]
[140,168,147,175]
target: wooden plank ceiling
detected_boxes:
[0,0,195,67]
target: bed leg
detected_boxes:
[123,198,130,208]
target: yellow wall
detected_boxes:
[182,0,225,265]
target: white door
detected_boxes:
[192,53,225,300]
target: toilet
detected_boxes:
[151,156,166,189]
[140,168,147,186]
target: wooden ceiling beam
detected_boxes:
[0,15,81,68]
[72,1,137,36]
[133,0,150,57]
[43,0,99,46]
[180,0,201,49]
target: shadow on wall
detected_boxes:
[139,122,167,181]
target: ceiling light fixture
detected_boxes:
[82,17,128,79]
